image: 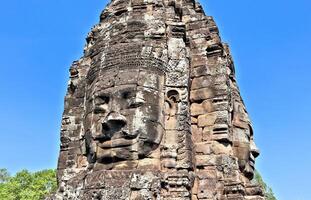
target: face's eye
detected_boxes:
[128,98,144,109]
[129,101,143,109]
[122,91,131,99]
[95,95,110,104]
[100,95,110,104]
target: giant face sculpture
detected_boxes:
[232,101,260,179]
[83,67,165,167]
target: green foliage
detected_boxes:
[0,169,10,183]
[253,171,277,200]
[0,169,57,200]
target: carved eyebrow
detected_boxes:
[96,92,110,98]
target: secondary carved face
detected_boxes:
[232,101,260,179]
[84,68,165,165]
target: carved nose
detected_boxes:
[250,140,260,158]
[102,113,127,136]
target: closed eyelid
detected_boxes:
[94,94,110,104]
[130,97,145,103]
[121,90,136,99]
[137,97,145,102]
[128,97,145,108]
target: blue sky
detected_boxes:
[0,0,310,199]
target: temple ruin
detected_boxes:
[52,0,265,199]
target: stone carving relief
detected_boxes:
[52,0,265,199]
[84,66,165,170]
[232,101,260,179]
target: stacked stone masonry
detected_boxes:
[51,0,265,199]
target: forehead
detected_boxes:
[87,67,165,96]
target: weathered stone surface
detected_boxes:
[198,112,218,127]
[190,100,214,117]
[52,0,264,199]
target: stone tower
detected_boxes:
[53,0,265,199]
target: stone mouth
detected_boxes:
[249,160,255,169]
[95,129,139,141]
[249,155,255,169]
[97,137,138,149]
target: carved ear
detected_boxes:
[165,90,180,117]
[167,90,180,102]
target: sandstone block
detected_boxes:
[191,125,203,143]
[202,126,213,141]
[190,88,214,102]
[196,171,218,199]
[196,155,216,167]
[190,99,213,116]
[191,117,198,124]
[195,142,212,155]
[198,112,218,127]
[191,75,227,90]
[138,158,160,170]
[210,141,232,155]
[191,65,211,77]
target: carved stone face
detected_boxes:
[84,68,165,166]
[232,102,260,179]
